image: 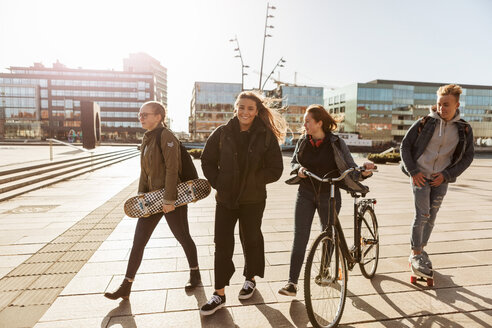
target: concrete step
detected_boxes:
[0,151,139,202]
[0,148,137,178]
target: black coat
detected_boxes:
[201,116,283,209]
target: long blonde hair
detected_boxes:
[234,91,287,144]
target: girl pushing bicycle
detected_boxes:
[278,104,375,296]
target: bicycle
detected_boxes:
[303,167,379,328]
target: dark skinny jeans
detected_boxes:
[125,205,198,279]
[214,201,266,290]
[288,187,341,284]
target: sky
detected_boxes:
[1,0,491,132]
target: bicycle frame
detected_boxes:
[305,167,375,270]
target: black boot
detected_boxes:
[185,269,202,289]
[104,279,132,300]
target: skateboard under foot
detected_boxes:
[409,263,434,287]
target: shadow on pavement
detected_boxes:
[103,300,137,328]
[342,272,490,327]
[190,286,237,328]
[239,290,296,327]
[289,299,310,327]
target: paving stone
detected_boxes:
[0,304,51,328]
[34,317,110,328]
[0,275,38,292]
[11,288,63,306]
[40,290,166,321]
[0,290,21,309]
[25,252,64,264]
[69,241,101,251]
[39,243,73,253]
[44,261,86,274]
[30,273,75,290]
[108,310,202,328]
[8,263,52,276]
[58,250,94,262]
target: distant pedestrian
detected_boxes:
[104,101,201,301]
[401,84,474,277]
[278,105,374,297]
[199,91,286,315]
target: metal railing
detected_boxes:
[46,138,92,161]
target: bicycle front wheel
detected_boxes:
[304,231,347,328]
[358,205,379,279]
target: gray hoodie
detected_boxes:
[416,109,461,178]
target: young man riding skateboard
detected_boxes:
[400,84,474,281]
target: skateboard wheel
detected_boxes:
[426,278,434,287]
[410,276,417,284]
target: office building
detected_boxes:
[325,80,492,142]
[267,84,324,141]
[0,54,167,141]
[189,82,242,141]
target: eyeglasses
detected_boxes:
[138,112,157,119]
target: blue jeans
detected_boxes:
[411,179,448,252]
[288,187,341,284]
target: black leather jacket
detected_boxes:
[201,116,283,209]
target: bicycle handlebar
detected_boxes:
[304,166,377,183]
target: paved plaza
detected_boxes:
[0,148,491,327]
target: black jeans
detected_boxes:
[125,205,198,279]
[214,201,266,290]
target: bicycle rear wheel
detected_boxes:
[304,230,347,328]
[358,206,379,278]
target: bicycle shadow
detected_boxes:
[344,271,491,327]
[102,299,137,328]
[189,286,237,328]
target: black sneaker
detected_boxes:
[200,292,226,316]
[238,279,256,300]
[278,282,297,296]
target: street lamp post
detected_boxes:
[230,36,249,91]
[261,57,286,90]
[259,2,276,91]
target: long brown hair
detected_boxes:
[141,100,167,127]
[234,91,287,144]
[303,104,338,135]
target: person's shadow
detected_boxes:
[102,300,137,328]
[344,272,492,327]
[289,299,310,327]
[186,286,237,327]
[239,289,303,327]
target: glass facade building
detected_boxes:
[0,55,167,141]
[267,85,324,141]
[189,82,242,141]
[325,80,492,142]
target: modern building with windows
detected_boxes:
[325,79,492,143]
[189,82,242,141]
[0,54,167,141]
[124,52,168,108]
[267,84,324,141]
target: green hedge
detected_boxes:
[367,153,401,164]
[187,149,203,159]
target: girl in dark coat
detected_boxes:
[278,105,374,296]
[199,91,286,315]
